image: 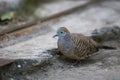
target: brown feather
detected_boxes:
[56,27,116,60]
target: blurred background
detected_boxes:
[0,0,120,47]
[0,0,120,80]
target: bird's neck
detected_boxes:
[58,33,73,52]
[59,33,72,42]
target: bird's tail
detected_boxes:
[99,45,116,49]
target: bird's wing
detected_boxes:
[71,33,98,57]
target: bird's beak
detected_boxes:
[53,34,58,38]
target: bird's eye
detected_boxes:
[61,31,63,34]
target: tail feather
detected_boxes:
[99,45,116,49]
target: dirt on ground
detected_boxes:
[0,0,120,80]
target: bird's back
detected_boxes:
[70,33,99,58]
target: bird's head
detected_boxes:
[53,27,70,38]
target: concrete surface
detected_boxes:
[0,0,120,80]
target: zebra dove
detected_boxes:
[53,27,116,60]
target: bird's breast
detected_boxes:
[58,38,73,54]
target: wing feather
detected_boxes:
[71,33,98,58]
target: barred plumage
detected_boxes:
[71,33,98,59]
[53,27,116,60]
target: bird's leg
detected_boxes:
[72,60,81,66]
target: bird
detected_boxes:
[53,27,116,60]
